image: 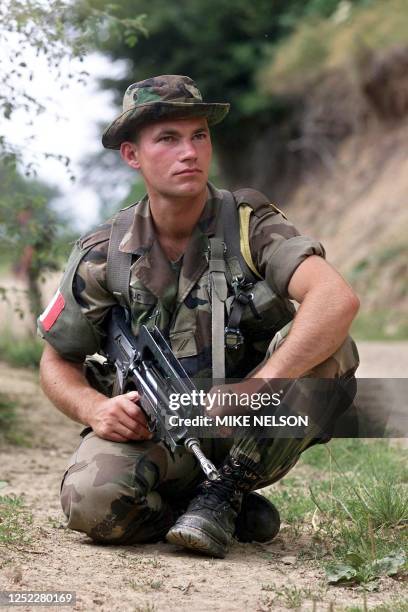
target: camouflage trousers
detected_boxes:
[60,325,358,544]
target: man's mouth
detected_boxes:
[174,168,201,175]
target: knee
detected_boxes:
[61,465,148,543]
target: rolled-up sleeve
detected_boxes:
[249,208,326,298]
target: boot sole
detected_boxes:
[166,525,227,558]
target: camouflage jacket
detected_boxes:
[38,183,328,378]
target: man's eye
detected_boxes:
[158,136,174,142]
[194,132,207,140]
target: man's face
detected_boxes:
[121,116,212,199]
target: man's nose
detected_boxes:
[179,139,198,160]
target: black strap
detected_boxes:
[106,206,135,307]
[219,190,262,349]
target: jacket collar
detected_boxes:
[118,183,224,302]
[119,182,223,255]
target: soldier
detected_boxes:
[38,75,360,558]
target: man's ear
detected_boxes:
[120,141,140,170]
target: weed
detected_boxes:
[264,440,408,589]
[338,480,408,529]
[149,580,162,590]
[133,605,156,612]
[125,555,163,570]
[344,597,408,611]
[0,494,33,546]
[260,583,324,609]
[275,585,304,608]
[310,449,408,586]
[301,439,407,481]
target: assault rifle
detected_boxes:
[103,306,219,481]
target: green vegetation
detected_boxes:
[260,583,326,609]
[92,0,372,190]
[265,440,408,588]
[0,163,73,329]
[0,494,33,546]
[260,0,408,94]
[351,311,408,341]
[344,598,408,611]
[0,334,43,369]
[0,2,145,329]
[0,393,29,446]
[0,394,18,438]
[97,0,371,125]
[348,241,408,340]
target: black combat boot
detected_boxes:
[166,457,279,558]
[235,492,280,543]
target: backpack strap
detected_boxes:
[219,189,259,285]
[208,236,228,382]
[209,190,265,382]
[106,205,136,307]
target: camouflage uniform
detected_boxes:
[39,183,358,543]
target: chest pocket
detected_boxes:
[169,273,211,361]
[169,329,197,359]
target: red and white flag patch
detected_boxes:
[39,290,65,331]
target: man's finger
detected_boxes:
[121,400,149,427]
[118,412,152,439]
[105,432,129,443]
[114,422,151,441]
[126,390,140,401]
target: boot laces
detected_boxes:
[189,464,245,512]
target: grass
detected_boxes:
[263,440,408,588]
[260,583,326,609]
[0,494,33,547]
[351,310,408,341]
[0,386,31,446]
[0,333,43,368]
[0,393,29,446]
[260,0,408,95]
[345,599,408,611]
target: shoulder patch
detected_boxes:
[233,188,270,210]
[233,188,287,220]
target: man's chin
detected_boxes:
[171,178,207,198]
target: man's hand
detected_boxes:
[39,344,153,443]
[88,390,153,442]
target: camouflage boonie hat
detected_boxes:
[102,75,230,149]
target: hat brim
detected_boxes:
[102,101,230,150]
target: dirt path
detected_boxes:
[0,343,407,612]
